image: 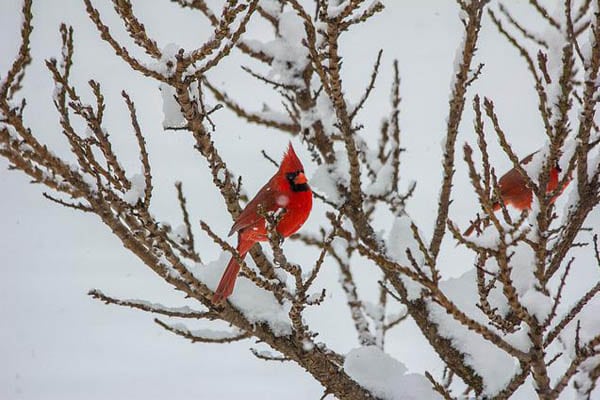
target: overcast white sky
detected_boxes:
[1,1,598,399]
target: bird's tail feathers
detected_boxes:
[212,237,254,304]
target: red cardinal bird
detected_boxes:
[212,143,313,304]
[464,152,569,236]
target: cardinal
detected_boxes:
[212,143,313,304]
[464,152,569,236]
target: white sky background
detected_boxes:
[1,0,599,399]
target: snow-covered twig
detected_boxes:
[154,318,249,343]
[89,289,216,319]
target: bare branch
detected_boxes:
[429,0,488,259]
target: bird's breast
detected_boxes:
[276,191,312,237]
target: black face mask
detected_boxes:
[286,170,310,192]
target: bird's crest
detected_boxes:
[280,142,304,173]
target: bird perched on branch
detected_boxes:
[464,152,569,237]
[212,143,313,304]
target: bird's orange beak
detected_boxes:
[294,172,308,185]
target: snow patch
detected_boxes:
[327,1,349,18]
[192,254,292,336]
[124,173,145,205]
[258,0,282,17]
[364,158,395,196]
[344,346,442,400]
[262,11,309,87]
[311,151,350,205]
[386,215,425,300]
[167,323,244,341]
[159,83,187,129]
[429,268,526,395]
[300,91,337,137]
[147,43,180,77]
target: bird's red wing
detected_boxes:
[228,177,279,236]
[499,169,528,197]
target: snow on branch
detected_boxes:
[343,346,442,400]
[154,318,250,344]
[88,289,216,319]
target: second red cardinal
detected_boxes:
[212,143,313,304]
[464,152,569,236]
